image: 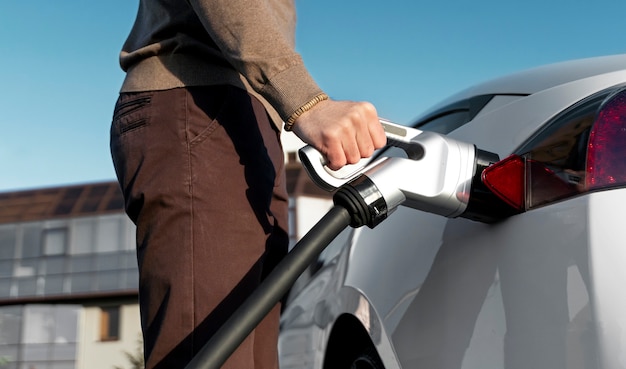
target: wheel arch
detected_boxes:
[322,313,382,369]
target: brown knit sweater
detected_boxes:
[119,0,324,127]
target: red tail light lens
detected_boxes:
[586,90,626,189]
[481,155,578,212]
[479,87,626,218]
[481,155,525,211]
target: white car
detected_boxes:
[278,54,626,369]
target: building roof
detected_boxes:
[0,181,125,225]
[0,163,331,225]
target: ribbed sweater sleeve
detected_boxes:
[187,0,323,121]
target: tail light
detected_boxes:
[477,87,626,218]
[481,155,579,212]
[586,90,626,189]
[480,155,525,211]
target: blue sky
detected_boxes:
[1,1,625,192]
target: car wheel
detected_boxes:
[349,347,385,369]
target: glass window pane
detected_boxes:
[0,279,12,297]
[68,256,92,274]
[43,275,65,296]
[2,361,17,369]
[121,219,136,251]
[22,343,50,361]
[42,257,65,275]
[53,307,79,344]
[51,344,77,361]
[95,254,118,271]
[20,361,49,369]
[0,306,22,345]
[43,229,67,256]
[22,306,54,344]
[69,218,94,255]
[14,259,37,278]
[16,278,37,297]
[100,306,120,341]
[0,225,17,260]
[49,362,75,369]
[0,260,13,278]
[96,271,120,291]
[0,344,19,365]
[95,217,120,253]
[122,269,139,290]
[21,224,42,259]
[121,251,137,269]
[68,273,92,294]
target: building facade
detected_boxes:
[0,182,141,369]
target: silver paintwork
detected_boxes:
[279,54,626,369]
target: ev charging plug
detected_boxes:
[299,119,503,227]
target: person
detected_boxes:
[109,0,387,368]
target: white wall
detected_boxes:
[295,196,333,240]
[77,303,142,369]
[281,131,306,155]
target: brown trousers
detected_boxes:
[110,86,289,369]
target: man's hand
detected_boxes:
[291,99,387,170]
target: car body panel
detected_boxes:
[448,69,626,157]
[279,55,626,369]
[416,54,626,122]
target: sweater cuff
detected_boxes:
[260,63,325,122]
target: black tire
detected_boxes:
[349,347,385,369]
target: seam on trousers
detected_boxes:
[184,89,196,358]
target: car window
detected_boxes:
[413,94,495,133]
